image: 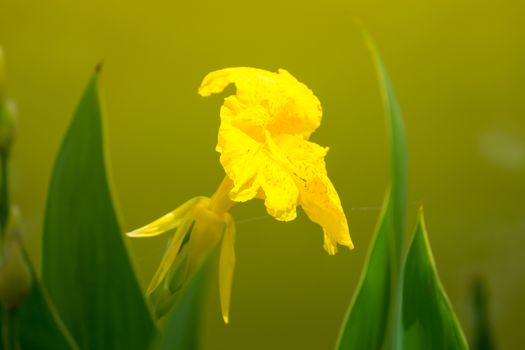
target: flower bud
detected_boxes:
[0,210,32,309]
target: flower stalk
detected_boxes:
[209,177,235,215]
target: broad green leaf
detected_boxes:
[336,33,408,349]
[42,71,156,349]
[399,210,468,349]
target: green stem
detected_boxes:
[0,152,8,235]
[2,307,19,350]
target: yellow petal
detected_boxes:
[300,174,353,254]
[218,124,262,202]
[199,67,275,98]
[274,134,352,253]
[257,137,299,222]
[199,67,322,139]
[219,213,236,324]
[186,204,226,275]
[266,69,322,139]
[126,197,203,237]
[272,134,328,180]
[221,96,267,142]
[219,126,299,221]
[198,68,250,97]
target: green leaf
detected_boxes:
[336,192,395,349]
[336,33,408,349]
[366,33,408,253]
[42,70,156,349]
[399,210,468,350]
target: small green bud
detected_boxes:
[0,98,17,155]
[0,239,32,309]
[0,209,32,309]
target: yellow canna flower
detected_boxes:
[199,67,353,254]
[128,67,352,324]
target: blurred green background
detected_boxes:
[1,0,524,348]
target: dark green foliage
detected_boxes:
[336,192,396,349]
[41,72,156,349]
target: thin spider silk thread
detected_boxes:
[235,200,423,225]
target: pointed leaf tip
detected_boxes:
[95,62,103,74]
[398,208,468,350]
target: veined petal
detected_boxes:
[219,213,236,324]
[126,197,203,237]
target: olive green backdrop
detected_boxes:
[1,0,523,349]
